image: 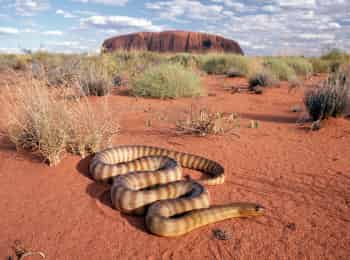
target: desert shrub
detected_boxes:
[175,107,240,136]
[321,49,349,61]
[0,76,118,165]
[12,55,31,70]
[304,68,350,121]
[0,79,70,165]
[248,69,277,89]
[78,58,113,96]
[282,57,313,78]
[0,55,15,71]
[30,52,83,87]
[45,56,82,87]
[132,63,203,99]
[31,51,65,71]
[66,99,119,157]
[309,58,331,74]
[199,53,250,76]
[263,58,297,81]
[0,54,31,71]
[109,50,166,80]
[168,53,200,69]
[320,49,350,73]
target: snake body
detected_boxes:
[90,145,264,237]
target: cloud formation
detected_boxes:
[146,0,223,21]
[0,27,19,35]
[56,9,77,18]
[42,30,63,36]
[81,15,163,32]
[73,0,129,6]
[15,0,50,16]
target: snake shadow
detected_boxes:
[76,155,149,234]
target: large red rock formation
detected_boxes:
[102,31,244,55]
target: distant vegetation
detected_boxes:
[0,49,349,154]
[1,48,349,87]
[132,63,203,99]
[199,53,251,76]
[262,58,297,81]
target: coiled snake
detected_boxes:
[90,145,264,237]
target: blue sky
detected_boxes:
[0,0,349,56]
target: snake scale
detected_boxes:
[90,145,264,237]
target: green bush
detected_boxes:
[304,68,350,121]
[320,49,350,73]
[282,57,313,78]
[109,50,166,79]
[168,53,199,68]
[248,70,277,89]
[199,53,250,76]
[321,49,349,61]
[309,58,331,74]
[132,63,203,99]
[263,58,297,81]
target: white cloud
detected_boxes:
[42,30,63,36]
[275,0,316,8]
[73,0,129,6]
[15,0,50,16]
[21,28,37,33]
[146,0,223,21]
[56,9,77,18]
[73,10,99,16]
[262,5,280,13]
[0,27,19,35]
[210,0,247,12]
[46,41,80,47]
[81,15,163,32]
[238,40,252,47]
[328,22,341,29]
[298,33,335,40]
[0,47,21,54]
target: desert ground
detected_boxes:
[0,71,349,260]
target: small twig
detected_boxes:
[12,240,46,260]
[19,251,46,260]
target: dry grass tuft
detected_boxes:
[175,106,240,136]
[66,99,119,158]
[0,78,69,165]
[0,75,118,165]
[78,58,114,96]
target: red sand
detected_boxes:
[1,75,349,259]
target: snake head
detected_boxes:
[235,203,265,217]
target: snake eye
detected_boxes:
[255,205,264,212]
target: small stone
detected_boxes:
[212,229,231,240]
[291,105,302,113]
[311,120,321,131]
[286,222,296,231]
[226,68,242,77]
[253,86,264,94]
